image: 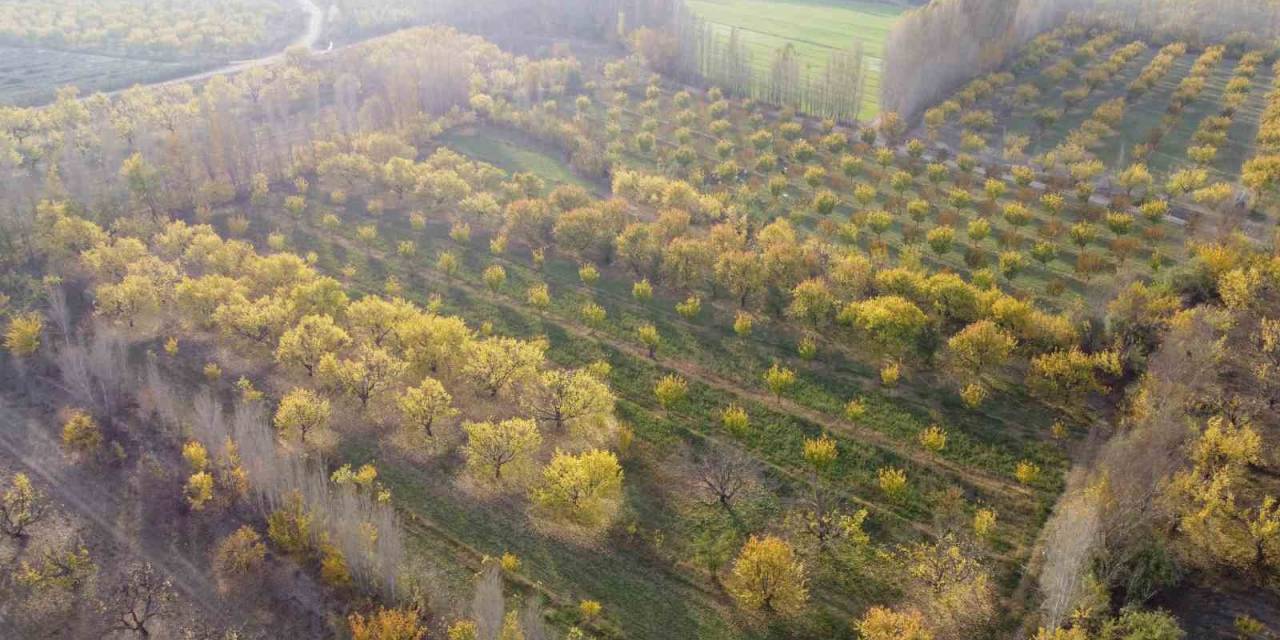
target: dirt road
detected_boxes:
[106,0,328,96]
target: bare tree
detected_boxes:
[696,447,755,510]
[471,562,504,640]
[520,595,549,640]
[87,326,128,417]
[798,487,848,549]
[143,357,181,434]
[55,325,129,417]
[187,394,408,598]
[103,563,175,637]
[55,339,95,408]
[45,281,72,341]
[1038,477,1103,628]
[1037,311,1222,627]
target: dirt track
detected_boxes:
[105,0,329,97]
[0,389,332,638]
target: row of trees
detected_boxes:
[923,25,1095,139]
[463,72,1146,412]
[0,0,295,60]
[324,0,675,43]
[0,16,1194,634]
[0,35,632,631]
[590,74,1152,284]
[887,0,1278,124]
[881,0,1092,121]
[239,85,1036,630]
[1092,0,1280,46]
[608,168,1093,392]
[1243,60,1280,208]
[919,28,1261,231]
[652,4,871,123]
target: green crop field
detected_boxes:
[0,46,205,105]
[684,0,905,119]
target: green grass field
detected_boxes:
[442,126,598,190]
[0,46,206,105]
[684,0,905,119]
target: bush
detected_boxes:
[212,526,266,589]
[61,410,102,461]
[877,467,908,500]
[349,607,428,640]
[918,425,947,452]
[722,405,749,436]
[654,375,688,409]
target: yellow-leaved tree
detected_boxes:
[532,449,623,529]
[520,369,615,441]
[856,606,933,640]
[273,388,332,447]
[275,314,351,376]
[317,345,407,408]
[463,337,546,398]
[348,606,428,640]
[897,532,996,638]
[0,472,49,538]
[462,418,542,485]
[4,312,43,358]
[396,377,457,443]
[725,535,808,616]
[944,320,1017,383]
[1166,415,1280,575]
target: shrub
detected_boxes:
[579,599,603,621]
[267,492,312,558]
[973,509,997,541]
[212,526,266,589]
[918,425,947,452]
[960,382,989,409]
[61,410,102,460]
[845,397,867,421]
[654,375,688,409]
[880,362,901,387]
[632,279,653,302]
[803,435,838,471]
[763,363,796,401]
[722,405,749,436]
[877,467,908,500]
[1015,461,1041,485]
[348,607,428,640]
[676,296,702,320]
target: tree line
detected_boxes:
[643,0,871,123]
[881,0,1092,121]
[0,0,298,61]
